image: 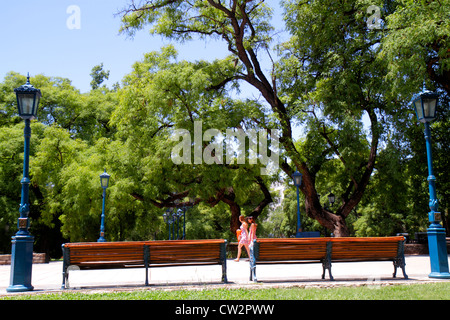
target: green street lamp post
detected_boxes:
[175,209,183,239]
[328,192,335,207]
[163,208,174,240]
[97,170,110,242]
[7,75,41,292]
[292,171,303,237]
[411,90,450,279]
[181,198,194,240]
[182,204,187,240]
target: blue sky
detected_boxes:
[0,0,287,93]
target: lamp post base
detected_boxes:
[429,272,450,279]
[427,224,450,279]
[98,231,106,242]
[7,235,34,292]
[6,284,34,292]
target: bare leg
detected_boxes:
[244,244,250,259]
[234,243,243,262]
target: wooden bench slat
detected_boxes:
[256,239,328,262]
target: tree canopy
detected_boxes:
[0,0,448,257]
[117,0,448,236]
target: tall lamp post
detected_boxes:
[411,90,450,279]
[97,170,110,242]
[292,171,303,237]
[7,75,41,292]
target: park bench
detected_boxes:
[249,236,407,282]
[61,239,227,289]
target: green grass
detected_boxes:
[1,282,449,300]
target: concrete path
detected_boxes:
[0,255,449,296]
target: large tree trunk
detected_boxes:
[224,199,241,235]
[301,174,351,237]
[279,107,379,237]
[219,178,273,234]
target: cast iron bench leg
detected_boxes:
[61,245,69,289]
[322,242,334,280]
[394,240,408,279]
[220,241,228,283]
[393,257,408,279]
[144,245,149,286]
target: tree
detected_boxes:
[375,0,450,235]
[0,72,121,253]
[0,57,277,250]
[277,0,399,236]
[90,63,110,90]
[380,0,450,96]
[110,46,276,234]
[117,0,395,236]
[29,81,120,243]
[0,73,78,254]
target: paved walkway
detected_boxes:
[0,255,449,296]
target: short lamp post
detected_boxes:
[411,90,450,279]
[7,75,41,292]
[181,198,195,239]
[182,204,187,240]
[292,171,303,237]
[177,208,184,240]
[163,208,174,240]
[328,192,335,207]
[97,170,110,242]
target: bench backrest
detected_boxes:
[146,239,226,264]
[329,236,404,260]
[254,236,405,262]
[254,238,330,261]
[63,239,227,266]
[63,242,148,267]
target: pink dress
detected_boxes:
[239,224,249,245]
